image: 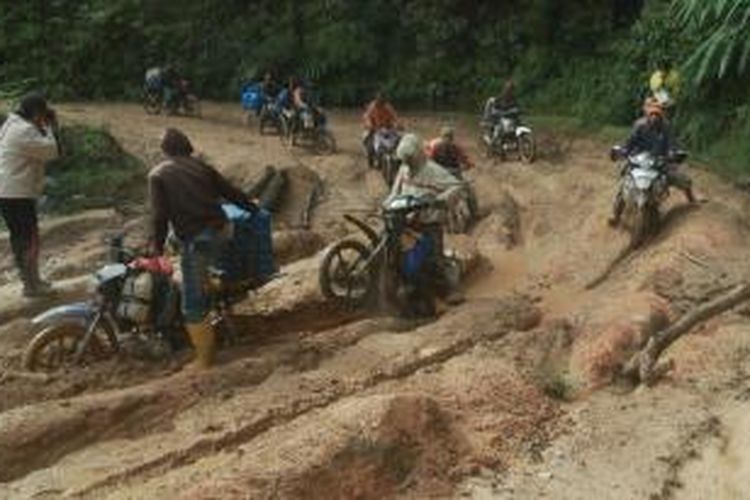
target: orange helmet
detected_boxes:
[643,97,664,118]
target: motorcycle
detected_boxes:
[258,100,287,136]
[143,79,201,117]
[319,194,459,317]
[372,128,402,188]
[481,109,535,163]
[611,146,687,248]
[23,205,276,372]
[288,107,336,155]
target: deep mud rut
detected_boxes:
[1,103,750,499]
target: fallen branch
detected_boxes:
[623,283,750,384]
[0,370,56,385]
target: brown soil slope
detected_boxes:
[0,103,748,499]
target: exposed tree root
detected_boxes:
[623,283,750,385]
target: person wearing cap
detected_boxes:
[425,126,474,179]
[609,98,695,227]
[425,126,479,221]
[0,93,60,297]
[148,128,255,370]
[389,133,465,306]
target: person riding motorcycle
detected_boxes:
[260,72,278,99]
[483,79,520,128]
[145,67,164,94]
[608,98,695,227]
[387,134,465,309]
[292,81,326,129]
[425,126,474,179]
[148,128,256,370]
[161,65,184,110]
[362,92,400,167]
[426,126,478,220]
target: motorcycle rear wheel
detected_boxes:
[23,323,113,372]
[518,133,536,163]
[316,130,337,155]
[319,239,374,308]
[184,95,202,118]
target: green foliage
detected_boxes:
[46,125,145,213]
[0,0,748,179]
[675,0,750,84]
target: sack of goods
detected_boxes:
[217,204,275,286]
[117,271,155,325]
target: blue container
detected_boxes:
[401,233,434,282]
[218,204,275,284]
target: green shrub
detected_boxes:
[45,125,145,213]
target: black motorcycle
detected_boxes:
[142,79,201,117]
[319,194,457,317]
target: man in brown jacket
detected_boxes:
[149,128,254,369]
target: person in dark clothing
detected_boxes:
[609,98,695,227]
[260,72,278,99]
[0,93,60,297]
[149,128,255,370]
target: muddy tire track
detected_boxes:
[52,299,540,498]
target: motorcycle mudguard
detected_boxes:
[515,126,532,137]
[343,214,379,246]
[31,302,96,329]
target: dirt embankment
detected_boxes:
[0,103,749,499]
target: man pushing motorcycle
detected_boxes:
[388,133,466,306]
[609,98,696,228]
[149,128,256,370]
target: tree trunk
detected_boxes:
[623,283,750,384]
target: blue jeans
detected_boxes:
[180,228,222,323]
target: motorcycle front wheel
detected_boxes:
[142,91,162,115]
[316,130,337,155]
[518,133,536,163]
[630,204,659,249]
[184,95,202,118]
[23,322,113,372]
[319,239,374,308]
[382,157,399,189]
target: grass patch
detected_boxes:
[46,124,145,214]
[533,365,578,402]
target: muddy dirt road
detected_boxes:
[1,103,749,499]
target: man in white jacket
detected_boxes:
[0,93,60,297]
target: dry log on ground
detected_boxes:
[623,283,750,384]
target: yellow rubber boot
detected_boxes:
[185,319,216,370]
